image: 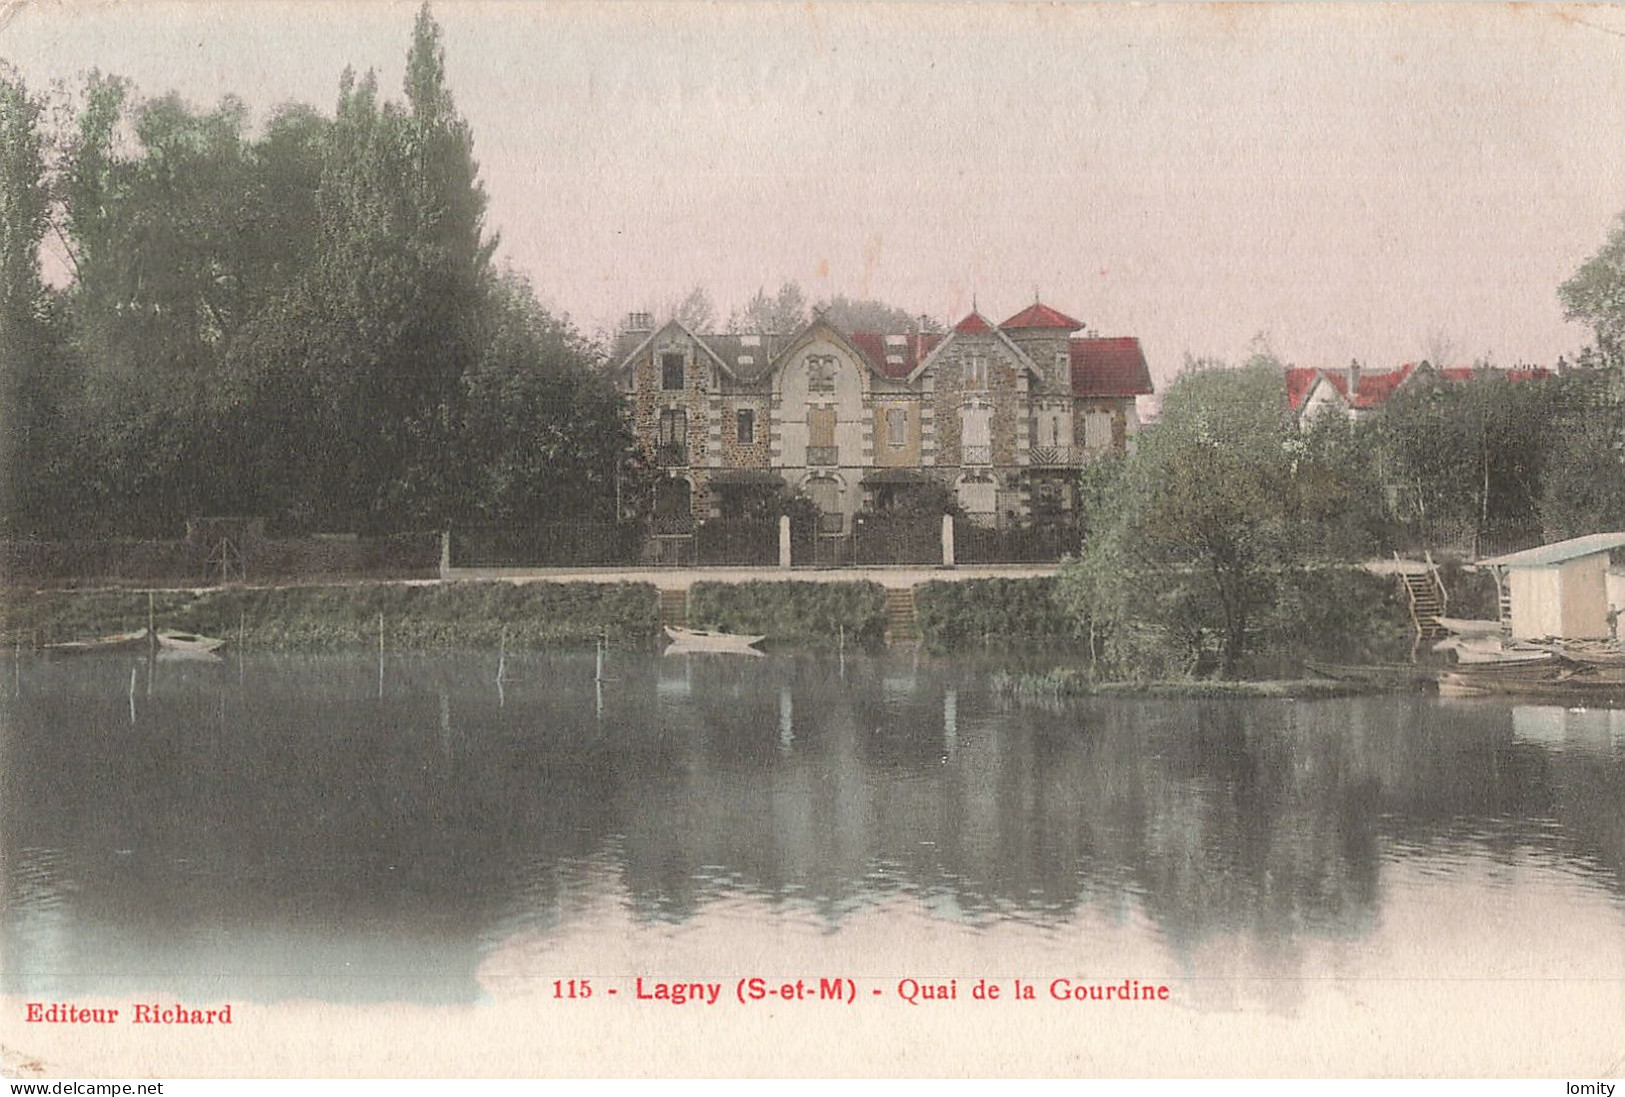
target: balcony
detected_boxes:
[655,443,688,467]
[1028,444,1074,467]
[807,446,839,467]
[960,444,992,467]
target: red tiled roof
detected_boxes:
[1285,367,1336,412]
[1071,337,1153,398]
[1437,365,1553,384]
[1000,302,1083,331]
[1286,364,1412,412]
[1350,363,1416,409]
[848,332,946,379]
[953,312,994,334]
[1288,362,1555,415]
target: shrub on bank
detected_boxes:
[686,580,886,646]
[1261,567,1415,668]
[913,577,1077,651]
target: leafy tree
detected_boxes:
[728,281,806,334]
[1058,357,1358,679]
[1538,364,1625,538]
[1548,215,1625,536]
[456,272,633,524]
[221,7,496,531]
[1373,369,1559,553]
[49,79,264,531]
[814,293,941,333]
[669,285,715,331]
[0,67,64,531]
[1560,212,1625,370]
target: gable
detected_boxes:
[614,320,734,381]
[910,326,1042,384]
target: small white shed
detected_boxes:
[1481,532,1625,642]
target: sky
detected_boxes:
[6,1,1625,391]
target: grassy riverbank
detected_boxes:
[0,580,661,650]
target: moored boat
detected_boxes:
[42,629,151,657]
[156,629,226,654]
[1437,670,1625,703]
[662,626,766,654]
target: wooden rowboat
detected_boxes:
[42,629,150,657]
[156,629,226,654]
[663,626,766,655]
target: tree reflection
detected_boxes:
[4,651,1622,1004]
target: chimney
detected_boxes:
[1347,358,1361,400]
[625,311,653,335]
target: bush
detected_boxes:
[686,580,886,646]
[1259,567,1414,668]
[914,577,1077,651]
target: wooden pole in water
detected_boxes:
[148,591,156,654]
[128,666,137,724]
[498,626,508,684]
[377,612,385,698]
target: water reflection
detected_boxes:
[2,651,1621,1005]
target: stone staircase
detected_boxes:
[658,588,687,629]
[883,588,917,641]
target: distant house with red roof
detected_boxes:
[612,300,1153,531]
[1287,361,1553,424]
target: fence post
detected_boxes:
[779,515,793,569]
[941,514,955,568]
[439,529,451,580]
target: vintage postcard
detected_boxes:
[2,0,1624,1081]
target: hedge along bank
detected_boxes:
[912,576,1077,651]
[685,580,888,647]
[1,580,662,651]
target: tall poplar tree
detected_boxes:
[0,67,55,530]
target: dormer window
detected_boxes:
[808,355,836,393]
[661,352,685,391]
[963,355,987,390]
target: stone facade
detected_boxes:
[613,302,1153,529]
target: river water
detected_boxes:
[3,649,1622,1075]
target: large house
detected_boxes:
[612,301,1153,532]
[1287,361,1554,424]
